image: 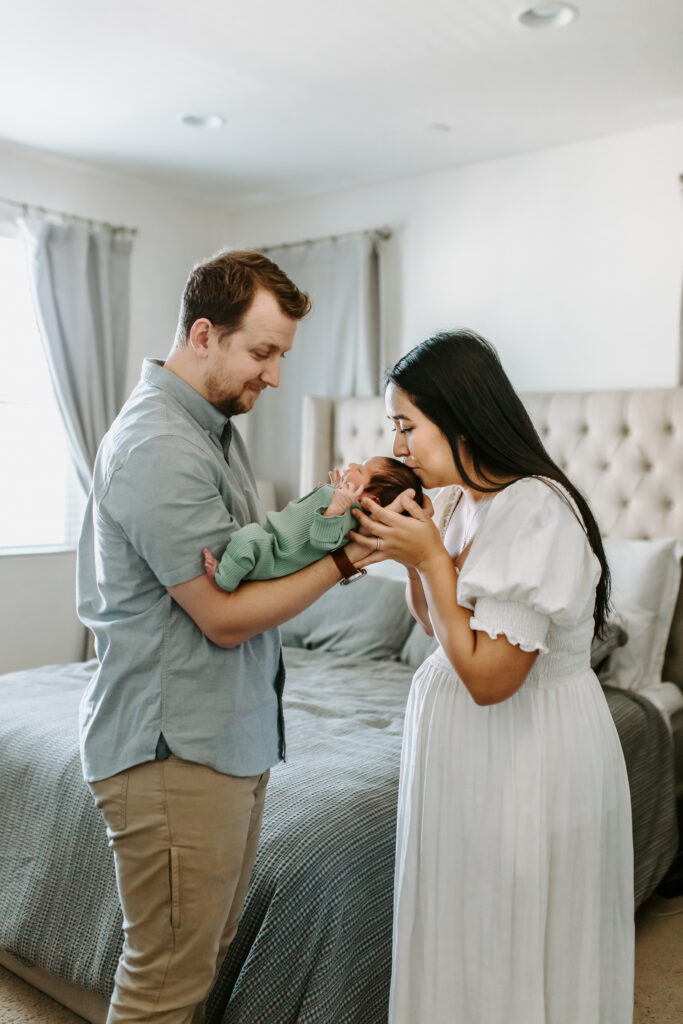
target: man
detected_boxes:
[77,249,372,1023]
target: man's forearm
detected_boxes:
[217,555,345,646]
[170,553,346,648]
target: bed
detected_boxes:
[1,386,681,1024]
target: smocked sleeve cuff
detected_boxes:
[469,596,550,655]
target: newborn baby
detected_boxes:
[202,456,423,591]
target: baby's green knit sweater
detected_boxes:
[213,483,356,591]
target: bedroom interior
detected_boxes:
[1,1,683,1022]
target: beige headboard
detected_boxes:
[301,388,683,688]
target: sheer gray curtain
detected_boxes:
[246,231,394,507]
[680,175,683,384]
[19,218,133,493]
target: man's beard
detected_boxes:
[210,393,251,418]
[205,373,263,418]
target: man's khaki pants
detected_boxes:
[89,755,269,1024]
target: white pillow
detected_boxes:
[599,538,681,692]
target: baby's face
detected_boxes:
[342,457,387,492]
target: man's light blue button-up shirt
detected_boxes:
[77,359,284,783]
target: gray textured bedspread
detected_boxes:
[0,651,678,1024]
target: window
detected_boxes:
[0,231,86,552]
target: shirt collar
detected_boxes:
[141,358,231,443]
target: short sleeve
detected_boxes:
[457,478,600,654]
[431,485,463,537]
[100,436,241,587]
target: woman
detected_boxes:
[350,330,634,1024]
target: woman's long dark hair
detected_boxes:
[387,330,611,637]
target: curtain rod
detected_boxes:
[0,195,138,235]
[258,225,391,254]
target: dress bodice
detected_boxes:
[434,478,601,689]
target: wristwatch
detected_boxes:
[331,546,367,585]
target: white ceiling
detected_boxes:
[1,0,682,208]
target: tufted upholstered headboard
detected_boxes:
[301,388,683,691]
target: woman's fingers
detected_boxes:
[399,495,429,519]
[358,490,424,524]
[421,493,435,518]
[347,529,381,548]
[380,492,411,516]
[351,505,390,536]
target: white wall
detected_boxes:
[225,120,683,394]
[2,121,682,670]
[0,551,83,673]
[0,140,228,671]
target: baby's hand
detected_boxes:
[202,547,220,588]
[325,480,364,517]
[328,467,344,488]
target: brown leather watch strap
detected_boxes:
[330,546,367,585]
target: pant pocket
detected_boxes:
[89,771,129,836]
[169,846,181,930]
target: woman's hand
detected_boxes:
[339,490,422,568]
[347,489,446,572]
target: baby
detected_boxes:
[202,456,423,591]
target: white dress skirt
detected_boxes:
[389,478,634,1024]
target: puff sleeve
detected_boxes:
[457,478,600,654]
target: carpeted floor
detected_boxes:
[1,891,681,1023]
[0,967,87,1024]
[632,890,683,1023]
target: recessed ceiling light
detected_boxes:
[180,113,225,129]
[517,3,578,29]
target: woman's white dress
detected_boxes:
[389,478,634,1024]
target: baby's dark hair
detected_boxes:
[366,457,424,510]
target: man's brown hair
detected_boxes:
[176,249,311,344]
